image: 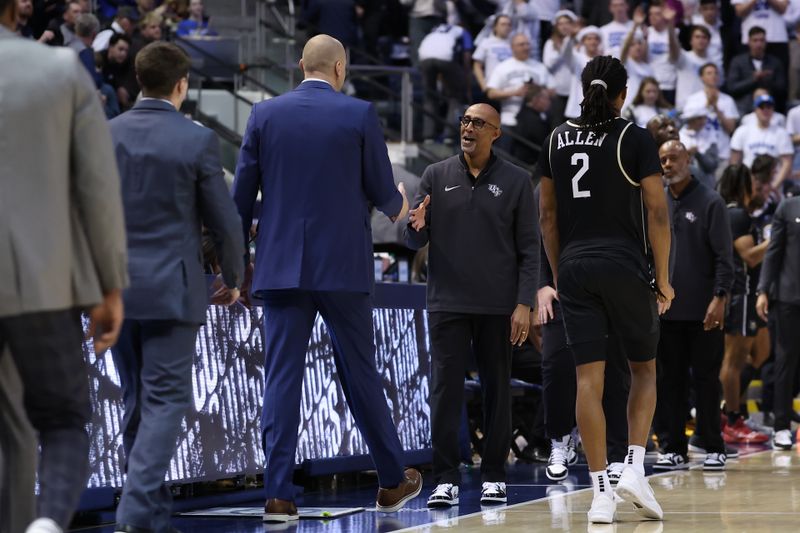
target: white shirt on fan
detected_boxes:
[740,110,786,129]
[543,38,574,96]
[730,122,793,166]
[684,89,740,159]
[785,105,800,137]
[647,26,678,90]
[472,35,512,81]
[622,58,655,112]
[487,57,556,126]
[600,20,634,59]
[675,50,722,111]
[732,0,789,44]
[691,14,724,67]
[564,49,591,118]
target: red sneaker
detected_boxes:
[722,417,769,443]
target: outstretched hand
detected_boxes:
[409,194,431,231]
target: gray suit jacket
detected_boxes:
[0,27,128,318]
[758,197,800,305]
[109,99,244,323]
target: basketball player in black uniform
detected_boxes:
[538,56,673,523]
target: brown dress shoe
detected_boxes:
[263,498,299,522]
[375,468,423,512]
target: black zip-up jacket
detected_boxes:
[663,178,734,322]
[758,197,800,305]
[404,153,538,314]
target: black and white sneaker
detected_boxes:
[480,482,507,505]
[427,484,459,508]
[688,434,739,458]
[546,435,577,481]
[703,452,726,471]
[606,462,625,487]
[773,429,794,451]
[653,452,689,471]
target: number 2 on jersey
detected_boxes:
[571,152,590,199]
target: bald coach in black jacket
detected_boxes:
[405,103,537,507]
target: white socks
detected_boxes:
[626,444,646,476]
[590,470,611,498]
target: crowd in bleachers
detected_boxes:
[13,0,213,116]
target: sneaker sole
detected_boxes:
[702,464,726,471]
[652,464,689,472]
[262,513,299,523]
[772,443,794,451]
[546,469,568,481]
[480,497,507,504]
[588,512,615,524]
[426,498,459,508]
[615,485,663,520]
[377,482,423,513]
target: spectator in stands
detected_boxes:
[646,1,681,105]
[786,102,800,172]
[756,193,800,451]
[542,9,577,127]
[176,0,216,37]
[131,11,163,54]
[733,0,790,75]
[675,25,722,111]
[418,22,472,143]
[472,14,512,94]
[135,0,156,18]
[679,100,719,188]
[486,33,554,149]
[562,25,604,120]
[15,0,34,38]
[44,0,82,49]
[741,87,787,128]
[511,83,550,166]
[97,0,137,23]
[727,26,787,115]
[102,34,138,111]
[401,0,446,67]
[601,0,634,59]
[730,94,793,187]
[654,139,733,473]
[623,76,672,129]
[494,0,541,60]
[619,8,655,113]
[692,0,723,68]
[685,62,739,172]
[647,113,680,147]
[718,164,772,445]
[93,5,138,51]
[74,13,102,84]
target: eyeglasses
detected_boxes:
[459,116,498,130]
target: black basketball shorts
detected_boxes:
[557,257,659,366]
[724,292,766,337]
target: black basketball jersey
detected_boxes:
[537,117,662,281]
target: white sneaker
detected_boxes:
[773,429,794,450]
[587,492,616,523]
[653,452,689,471]
[703,452,726,471]
[25,519,63,533]
[615,466,663,520]
[480,481,507,504]
[427,483,459,508]
[547,435,576,481]
[607,462,625,487]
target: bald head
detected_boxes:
[301,34,346,78]
[460,103,501,157]
[466,103,500,125]
[659,139,690,185]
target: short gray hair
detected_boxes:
[75,13,100,38]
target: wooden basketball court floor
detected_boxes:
[397,449,800,532]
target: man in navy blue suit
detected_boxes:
[109,42,244,533]
[233,34,422,523]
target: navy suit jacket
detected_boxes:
[233,80,402,294]
[110,99,244,323]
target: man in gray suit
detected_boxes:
[108,42,244,533]
[0,1,129,532]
